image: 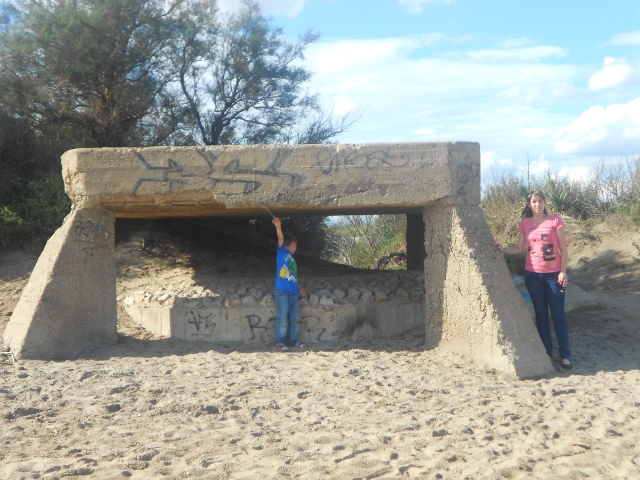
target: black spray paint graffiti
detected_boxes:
[312,148,412,175]
[74,219,110,242]
[129,146,417,196]
[455,161,480,198]
[246,314,276,343]
[73,219,112,260]
[299,315,330,342]
[130,148,309,195]
[185,310,220,340]
[244,312,356,343]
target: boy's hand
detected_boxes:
[272,217,282,228]
[299,289,307,297]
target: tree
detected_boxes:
[0,0,194,147]
[325,215,407,269]
[173,0,353,145]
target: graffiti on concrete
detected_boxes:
[131,148,310,195]
[129,147,416,196]
[312,148,412,176]
[246,314,276,343]
[73,219,110,243]
[185,310,220,340]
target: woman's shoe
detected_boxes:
[561,358,572,370]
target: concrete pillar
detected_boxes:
[2,209,117,359]
[406,213,426,271]
[423,202,553,379]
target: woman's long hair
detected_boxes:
[522,190,548,218]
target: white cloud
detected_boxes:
[588,57,632,91]
[481,151,513,168]
[398,0,453,14]
[334,95,355,115]
[413,127,435,137]
[554,97,640,156]
[217,0,306,18]
[529,159,549,174]
[305,34,585,169]
[465,46,567,62]
[557,166,591,182]
[611,31,640,46]
[306,35,443,75]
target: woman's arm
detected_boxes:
[493,232,526,254]
[556,226,568,287]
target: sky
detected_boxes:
[219,0,640,181]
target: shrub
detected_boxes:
[0,173,71,249]
[324,215,407,269]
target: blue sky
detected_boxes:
[220,0,640,181]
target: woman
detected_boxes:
[492,190,572,370]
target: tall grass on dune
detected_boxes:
[482,156,640,274]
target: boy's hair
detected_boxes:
[283,232,297,247]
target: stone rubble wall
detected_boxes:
[123,273,426,344]
[122,272,425,310]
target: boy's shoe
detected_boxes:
[561,358,572,370]
[275,343,290,351]
[291,342,305,348]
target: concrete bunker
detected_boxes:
[2,143,554,378]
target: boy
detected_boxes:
[272,217,306,351]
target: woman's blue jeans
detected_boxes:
[274,290,300,345]
[524,270,571,359]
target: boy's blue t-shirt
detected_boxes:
[275,244,298,294]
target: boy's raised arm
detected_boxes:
[272,217,284,247]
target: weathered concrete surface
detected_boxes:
[124,301,424,345]
[424,202,554,378]
[2,209,117,359]
[61,143,480,217]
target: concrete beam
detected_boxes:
[62,142,481,217]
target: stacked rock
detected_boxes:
[123,272,425,311]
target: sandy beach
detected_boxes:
[1,290,639,479]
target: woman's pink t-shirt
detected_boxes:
[518,215,565,273]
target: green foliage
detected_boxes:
[503,249,526,276]
[0,0,354,250]
[325,215,407,269]
[174,0,353,145]
[0,174,71,249]
[0,0,190,147]
[541,173,574,213]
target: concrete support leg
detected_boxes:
[2,209,117,359]
[423,202,553,378]
[406,213,426,271]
